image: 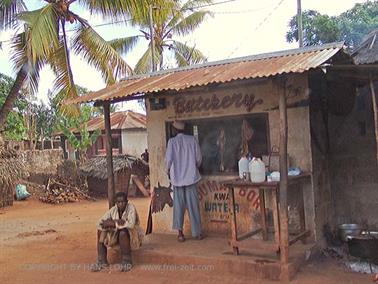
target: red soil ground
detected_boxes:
[0,198,373,283]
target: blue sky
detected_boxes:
[0,0,368,112]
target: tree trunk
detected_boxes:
[0,66,27,132]
[41,128,45,150]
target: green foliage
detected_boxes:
[286,1,378,48]
[59,111,100,160]
[3,111,25,140]
[0,73,27,140]
[29,102,56,142]
[338,1,378,48]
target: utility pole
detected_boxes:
[149,5,156,72]
[297,0,303,47]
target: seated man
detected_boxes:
[91,192,143,272]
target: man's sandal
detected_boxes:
[177,235,186,242]
[195,234,204,240]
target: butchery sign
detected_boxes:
[173,92,264,115]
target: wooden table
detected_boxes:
[222,173,311,255]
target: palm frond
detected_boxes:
[134,47,152,74]
[0,0,26,30]
[49,40,74,94]
[108,35,140,55]
[78,0,147,22]
[173,48,189,67]
[71,25,133,85]
[17,4,59,63]
[9,30,46,94]
[171,10,212,36]
[172,40,207,66]
[9,31,27,71]
[55,87,80,117]
[46,32,79,118]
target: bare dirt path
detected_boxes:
[0,198,373,284]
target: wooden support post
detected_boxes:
[272,188,281,249]
[259,188,268,240]
[369,75,378,165]
[228,186,239,255]
[104,102,115,208]
[278,77,290,281]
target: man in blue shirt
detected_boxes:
[165,121,203,242]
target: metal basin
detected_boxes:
[347,235,378,263]
[338,224,363,242]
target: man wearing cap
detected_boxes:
[165,120,203,242]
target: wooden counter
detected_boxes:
[222,173,311,255]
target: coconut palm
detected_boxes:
[109,0,213,74]
[0,0,144,130]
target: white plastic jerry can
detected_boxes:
[249,157,266,182]
[238,156,249,179]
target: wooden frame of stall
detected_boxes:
[98,75,302,280]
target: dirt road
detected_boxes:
[0,198,373,283]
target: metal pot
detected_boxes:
[338,223,363,242]
[347,235,378,263]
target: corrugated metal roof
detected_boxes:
[74,111,146,133]
[69,42,347,105]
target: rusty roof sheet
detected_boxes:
[69,42,347,105]
[77,111,146,133]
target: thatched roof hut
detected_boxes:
[352,29,378,65]
[79,155,149,179]
[80,155,135,179]
[79,155,149,197]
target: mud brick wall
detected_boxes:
[329,85,378,229]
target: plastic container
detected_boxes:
[238,157,249,179]
[249,158,265,182]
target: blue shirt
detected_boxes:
[165,133,202,186]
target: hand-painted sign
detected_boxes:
[198,180,260,224]
[173,93,263,114]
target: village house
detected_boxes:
[69,42,378,281]
[60,110,147,160]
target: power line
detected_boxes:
[226,0,287,58]
[213,4,274,15]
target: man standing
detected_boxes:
[165,120,203,242]
[91,192,143,272]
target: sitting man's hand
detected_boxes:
[101,219,116,229]
[116,219,126,226]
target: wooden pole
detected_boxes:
[369,74,378,165]
[149,4,156,72]
[104,102,115,208]
[297,0,303,47]
[278,77,290,281]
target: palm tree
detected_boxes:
[0,0,144,131]
[109,0,213,74]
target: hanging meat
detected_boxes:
[216,128,226,172]
[240,119,254,157]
